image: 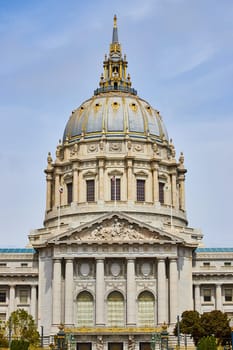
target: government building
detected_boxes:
[0,16,232,350]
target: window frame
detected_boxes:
[86,179,95,202]
[111,177,121,201]
[136,179,145,202]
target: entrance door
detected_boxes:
[108,343,123,350]
[140,343,151,350]
[77,343,92,350]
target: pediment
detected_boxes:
[49,212,183,245]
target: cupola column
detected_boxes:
[152,164,159,202]
[46,174,52,211]
[54,172,61,208]
[9,285,15,314]
[178,175,186,211]
[73,166,79,203]
[216,284,222,311]
[31,285,37,321]
[98,158,105,202]
[171,172,178,209]
[127,158,134,202]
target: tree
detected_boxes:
[173,310,204,345]
[197,336,217,350]
[200,310,231,345]
[173,310,231,346]
[6,309,40,346]
[0,320,9,347]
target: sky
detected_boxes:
[0,0,233,248]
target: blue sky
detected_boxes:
[0,0,232,247]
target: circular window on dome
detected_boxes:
[80,262,90,277]
[112,101,120,110]
[110,262,121,276]
[129,102,138,112]
[141,262,151,276]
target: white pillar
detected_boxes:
[31,285,37,321]
[127,259,136,326]
[52,259,62,325]
[157,259,167,324]
[216,284,222,311]
[96,259,105,326]
[169,259,178,324]
[9,285,15,315]
[194,284,201,313]
[65,259,74,325]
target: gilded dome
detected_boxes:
[63,93,168,142]
[63,15,168,143]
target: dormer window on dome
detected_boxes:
[94,15,137,96]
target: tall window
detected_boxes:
[86,180,95,202]
[77,292,94,326]
[0,292,6,303]
[203,288,211,302]
[138,291,155,327]
[137,179,145,202]
[19,290,28,304]
[159,182,164,204]
[67,183,73,204]
[107,291,124,327]
[224,288,233,302]
[111,177,121,201]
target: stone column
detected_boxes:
[31,285,37,321]
[127,259,136,326]
[73,167,78,203]
[216,284,222,311]
[9,285,15,314]
[178,175,185,211]
[157,258,167,324]
[65,259,74,325]
[152,163,159,203]
[127,158,133,202]
[46,174,52,211]
[55,173,60,207]
[169,259,178,324]
[194,284,201,313]
[171,173,177,209]
[98,158,105,202]
[52,259,62,325]
[96,259,105,326]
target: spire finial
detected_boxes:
[112,14,118,43]
[114,14,117,28]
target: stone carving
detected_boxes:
[96,336,104,350]
[128,336,135,350]
[70,143,79,157]
[109,142,122,152]
[76,218,159,241]
[88,144,98,153]
[134,144,143,152]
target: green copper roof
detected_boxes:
[196,248,233,252]
[0,248,36,253]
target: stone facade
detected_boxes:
[0,15,232,350]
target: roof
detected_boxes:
[196,247,233,252]
[0,248,36,253]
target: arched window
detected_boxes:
[107,291,124,327]
[138,291,155,327]
[77,291,94,326]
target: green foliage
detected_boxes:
[6,309,40,346]
[197,336,217,350]
[173,310,231,346]
[0,320,9,347]
[10,339,29,350]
